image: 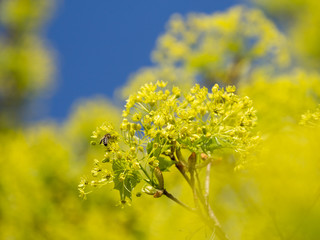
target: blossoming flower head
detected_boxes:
[80,81,258,203]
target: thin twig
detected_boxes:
[195,169,204,194]
[205,162,211,204]
[189,152,199,209]
[205,163,222,228]
[191,173,199,209]
[163,189,196,212]
[171,147,192,186]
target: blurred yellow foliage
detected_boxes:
[119,66,195,99]
[152,6,289,84]
[121,6,290,101]
[0,126,149,240]
[1,1,320,240]
[0,0,54,129]
[240,69,320,132]
[252,0,320,67]
[0,37,53,96]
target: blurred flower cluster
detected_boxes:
[120,6,290,99]
[0,0,54,128]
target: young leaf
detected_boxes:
[112,159,141,201]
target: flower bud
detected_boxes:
[142,185,157,195]
[91,170,99,177]
[132,161,140,170]
[102,153,110,163]
[154,167,164,190]
[116,152,123,159]
[119,173,125,182]
[132,113,142,122]
[130,147,136,153]
[91,180,98,187]
[153,190,164,198]
[134,124,142,131]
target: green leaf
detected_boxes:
[147,141,153,154]
[158,156,174,171]
[112,160,141,201]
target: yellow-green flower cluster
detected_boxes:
[91,123,119,149]
[119,6,291,106]
[123,81,257,155]
[239,69,320,132]
[252,0,320,68]
[79,122,142,202]
[82,81,258,203]
[300,105,320,126]
[152,6,289,85]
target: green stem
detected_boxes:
[163,189,229,240]
[163,189,196,212]
[181,154,229,240]
[169,145,229,240]
[139,163,155,186]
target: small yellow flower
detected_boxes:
[226,85,236,93]
[157,80,168,88]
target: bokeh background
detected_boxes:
[1,0,320,239]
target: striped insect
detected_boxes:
[100,133,112,146]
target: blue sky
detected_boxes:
[44,0,239,121]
